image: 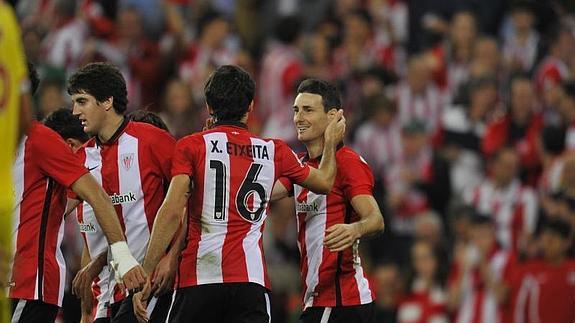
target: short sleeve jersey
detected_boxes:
[11,122,88,306]
[279,146,376,308]
[171,121,310,289]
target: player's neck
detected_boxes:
[98,113,125,143]
[305,138,324,160]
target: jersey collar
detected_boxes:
[96,117,129,146]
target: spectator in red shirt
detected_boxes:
[398,239,449,323]
[514,219,575,323]
[481,76,543,183]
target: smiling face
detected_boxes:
[293,93,334,144]
[71,92,110,135]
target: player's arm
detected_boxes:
[271,180,290,202]
[299,110,346,194]
[72,244,102,313]
[65,198,82,217]
[324,195,384,252]
[71,174,146,290]
[142,174,190,275]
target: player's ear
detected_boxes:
[102,96,113,111]
[327,108,338,119]
[248,100,255,113]
[206,104,214,115]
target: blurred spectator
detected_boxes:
[537,126,567,198]
[303,32,334,82]
[534,24,574,115]
[514,219,575,323]
[447,215,517,323]
[559,81,575,150]
[469,37,501,80]
[83,6,161,110]
[414,211,445,250]
[259,15,304,146]
[501,1,541,75]
[426,10,478,98]
[481,76,543,183]
[397,240,448,323]
[465,148,538,253]
[374,262,404,323]
[354,94,401,180]
[178,10,235,106]
[395,56,444,136]
[442,76,499,200]
[158,78,203,138]
[544,153,575,231]
[37,78,66,120]
[41,0,88,75]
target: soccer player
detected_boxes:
[273,79,385,323]
[10,108,146,323]
[0,2,33,322]
[68,63,176,323]
[133,65,345,323]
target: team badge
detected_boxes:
[120,153,134,171]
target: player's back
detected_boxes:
[173,121,310,290]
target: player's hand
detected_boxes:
[324,223,361,252]
[72,260,101,299]
[123,265,147,293]
[133,279,152,323]
[151,253,177,297]
[324,109,346,145]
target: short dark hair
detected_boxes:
[128,110,169,132]
[67,62,128,114]
[542,218,572,239]
[204,65,255,122]
[43,108,90,143]
[540,126,566,155]
[296,79,341,112]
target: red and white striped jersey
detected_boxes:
[448,248,516,323]
[395,82,445,134]
[466,179,538,252]
[258,42,304,144]
[397,282,448,323]
[75,119,175,304]
[280,146,376,308]
[514,260,575,323]
[171,122,311,289]
[11,122,88,306]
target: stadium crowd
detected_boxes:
[6,0,575,322]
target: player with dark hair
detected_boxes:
[43,108,90,149]
[133,65,345,323]
[10,103,145,322]
[272,79,384,323]
[68,62,176,323]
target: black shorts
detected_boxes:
[11,299,59,323]
[110,292,173,323]
[300,302,375,323]
[166,283,271,323]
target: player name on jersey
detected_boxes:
[210,140,270,160]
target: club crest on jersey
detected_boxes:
[120,153,135,171]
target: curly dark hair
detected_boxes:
[296,79,342,112]
[43,108,90,143]
[204,65,255,122]
[67,62,128,114]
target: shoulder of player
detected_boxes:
[28,122,62,145]
[336,146,367,164]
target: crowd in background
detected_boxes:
[9,0,575,322]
